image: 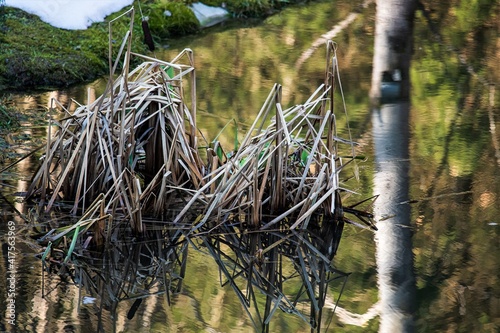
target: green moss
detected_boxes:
[147,1,200,38]
[0,7,145,90]
[0,0,310,90]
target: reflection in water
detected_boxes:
[295,0,373,69]
[369,0,416,103]
[372,102,416,333]
[39,220,189,333]
[488,85,500,166]
[370,1,417,331]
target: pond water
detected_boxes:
[1,1,499,332]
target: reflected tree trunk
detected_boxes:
[371,1,417,332]
[370,0,417,103]
[373,102,416,333]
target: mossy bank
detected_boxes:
[0,0,306,91]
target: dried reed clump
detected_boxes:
[26,10,377,330]
[26,48,203,228]
[26,8,202,231]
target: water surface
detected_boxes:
[1,1,499,332]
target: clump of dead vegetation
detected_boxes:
[23,9,377,332]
